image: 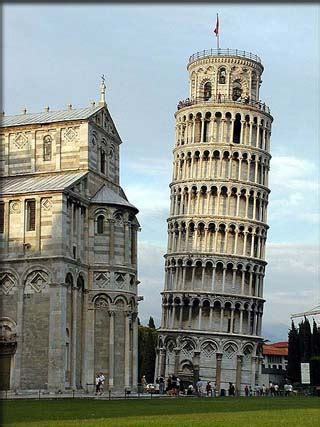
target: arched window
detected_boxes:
[203,82,212,101]
[100,150,106,174]
[97,215,104,234]
[43,135,52,161]
[218,68,226,84]
[233,113,242,144]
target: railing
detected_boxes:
[189,49,262,65]
[177,96,270,114]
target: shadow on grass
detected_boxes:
[1,397,320,425]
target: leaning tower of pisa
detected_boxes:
[155,49,273,394]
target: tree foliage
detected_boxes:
[148,316,156,329]
[138,325,157,384]
[288,318,320,385]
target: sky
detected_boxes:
[3,3,320,341]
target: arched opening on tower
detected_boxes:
[203,82,212,101]
[233,113,241,144]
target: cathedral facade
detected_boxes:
[0,82,140,392]
[155,49,273,394]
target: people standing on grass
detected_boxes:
[99,372,105,395]
[95,372,105,395]
[206,381,212,397]
[228,382,235,396]
[159,376,165,394]
[245,384,249,397]
[171,375,177,396]
[141,375,147,393]
[166,375,172,395]
[95,372,100,395]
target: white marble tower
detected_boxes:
[155,49,273,394]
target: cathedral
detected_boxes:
[0,80,140,392]
[155,48,273,394]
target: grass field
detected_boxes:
[1,397,319,427]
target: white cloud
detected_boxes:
[268,155,319,225]
[136,241,320,335]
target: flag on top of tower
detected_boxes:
[214,13,219,36]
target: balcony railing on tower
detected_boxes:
[188,49,262,65]
[177,96,270,114]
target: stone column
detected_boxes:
[198,305,202,330]
[211,266,216,291]
[132,312,138,390]
[83,293,95,391]
[209,305,213,329]
[159,348,166,377]
[108,310,115,389]
[236,355,243,396]
[192,351,201,383]
[109,219,115,263]
[179,304,183,329]
[249,272,253,296]
[182,266,186,290]
[11,280,24,390]
[239,309,244,334]
[251,356,257,387]
[124,221,130,264]
[230,308,234,334]
[220,308,224,331]
[48,283,67,392]
[71,286,78,388]
[124,312,131,388]
[222,267,226,292]
[188,303,192,328]
[171,304,176,329]
[174,348,180,375]
[216,353,223,394]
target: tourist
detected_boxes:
[159,376,165,394]
[95,372,100,395]
[249,385,253,396]
[245,384,249,397]
[206,381,212,397]
[212,382,217,397]
[171,374,177,396]
[262,384,266,396]
[141,375,147,393]
[187,384,193,395]
[98,372,105,395]
[166,375,172,395]
[228,382,235,396]
[274,383,279,396]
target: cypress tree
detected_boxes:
[310,319,320,386]
[148,316,156,329]
[287,320,300,383]
[299,317,312,363]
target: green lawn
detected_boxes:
[1,397,319,427]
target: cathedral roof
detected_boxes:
[0,105,103,128]
[91,185,138,213]
[0,171,87,195]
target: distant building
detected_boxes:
[261,342,288,385]
[0,80,140,392]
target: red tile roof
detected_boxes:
[263,342,288,356]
